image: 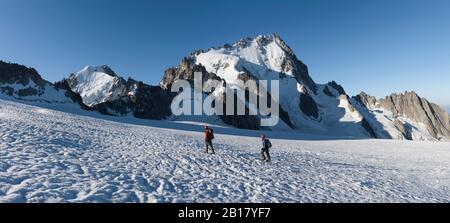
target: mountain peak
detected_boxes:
[191,33,316,92]
[66,65,123,106]
[80,65,117,77]
[230,33,296,56]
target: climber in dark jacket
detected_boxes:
[260,134,271,162]
[204,126,215,154]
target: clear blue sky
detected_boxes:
[1,0,449,108]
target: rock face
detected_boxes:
[160,57,265,129]
[92,82,174,120]
[0,61,49,97]
[353,91,377,109]
[269,33,317,93]
[299,92,318,119]
[352,91,450,141]
[0,61,48,87]
[160,57,222,89]
[378,91,450,140]
[0,61,92,105]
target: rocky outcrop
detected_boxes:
[327,81,346,96]
[161,58,267,130]
[392,119,413,140]
[352,91,450,140]
[300,92,318,119]
[270,34,317,93]
[1,61,95,105]
[98,65,118,77]
[237,67,293,128]
[0,61,49,87]
[360,118,377,138]
[92,81,174,120]
[160,57,222,89]
[0,61,49,97]
[264,34,317,93]
[322,86,335,97]
[353,91,377,109]
[378,91,450,139]
[217,90,261,130]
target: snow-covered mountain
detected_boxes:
[161,33,449,141]
[66,65,126,107]
[1,33,449,141]
[193,33,316,92]
[64,65,173,119]
[188,34,371,136]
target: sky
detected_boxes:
[1,0,449,108]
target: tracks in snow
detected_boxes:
[0,99,449,202]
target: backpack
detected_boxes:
[265,139,272,148]
[209,129,214,140]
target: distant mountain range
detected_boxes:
[1,33,449,141]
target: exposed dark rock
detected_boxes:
[299,91,319,119]
[323,86,335,97]
[0,60,48,87]
[0,86,14,96]
[360,118,377,138]
[130,82,174,120]
[18,87,38,97]
[160,57,293,129]
[392,119,413,140]
[90,79,174,120]
[327,81,346,95]
[160,57,221,89]
[3,33,449,141]
[237,68,258,83]
[340,94,356,113]
[0,61,49,97]
[99,65,118,77]
[217,91,261,130]
[237,67,293,128]
[353,91,377,109]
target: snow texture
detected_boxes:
[0,99,449,203]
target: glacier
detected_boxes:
[0,99,449,202]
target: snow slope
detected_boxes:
[0,99,449,202]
